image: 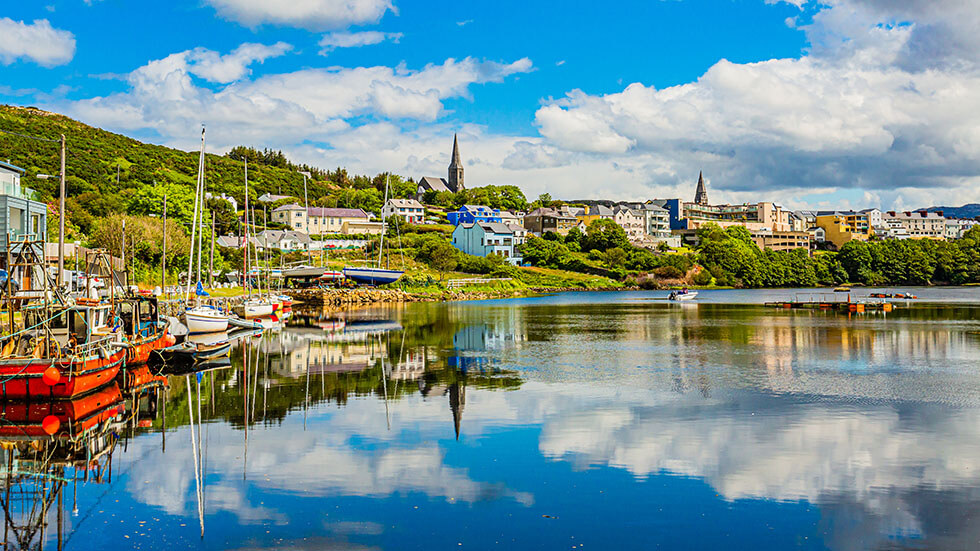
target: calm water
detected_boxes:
[7,289,980,550]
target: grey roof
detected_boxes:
[387,198,424,208]
[449,134,462,168]
[216,235,245,248]
[0,160,24,174]
[479,222,515,234]
[272,203,305,212]
[257,193,295,203]
[505,223,525,233]
[308,207,368,218]
[418,176,451,192]
[253,229,312,246]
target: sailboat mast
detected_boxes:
[378,174,390,267]
[184,127,205,302]
[197,153,206,285]
[243,158,250,299]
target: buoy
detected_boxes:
[42,366,61,386]
[41,415,61,435]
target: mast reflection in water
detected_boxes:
[7,290,980,549]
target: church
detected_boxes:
[416,134,465,200]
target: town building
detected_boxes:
[655,174,792,232]
[613,206,646,241]
[340,220,385,235]
[576,205,614,229]
[523,206,578,236]
[814,211,872,249]
[859,208,883,229]
[451,221,525,265]
[751,231,814,253]
[251,229,313,252]
[416,134,466,199]
[945,218,980,239]
[499,210,525,227]
[0,161,47,252]
[876,219,911,240]
[271,204,371,235]
[883,210,947,240]
[447,205,502,226]
[382,198,425,224]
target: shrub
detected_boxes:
[652,266,684,279]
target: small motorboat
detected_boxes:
[283,265,328,279]
[869,292,889,299]
[668,289,698,301]
[894,293,918,299]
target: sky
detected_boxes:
[1,0,979,210]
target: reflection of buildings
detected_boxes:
[450,323,526,372]
[263,320,402,377]
[387,348,427,381]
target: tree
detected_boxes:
[428,241,458,281]
[582,219,630,252]
[127,181,197,225]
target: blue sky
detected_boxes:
[2,1,979,209]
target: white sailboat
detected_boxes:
[183,127,229,334]
[233,158,275,320]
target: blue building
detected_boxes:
[0,160,47,252]
[447,204,502,226]
[451,221,526,265]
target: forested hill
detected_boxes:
[923,204,980,219]
[0,105,398,236]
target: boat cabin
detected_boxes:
[115,297,161,339]
[22,302,115,350]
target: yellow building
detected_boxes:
[814,211,872,249]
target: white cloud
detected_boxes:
[61,47,532,156]
[318,31,402,55]
[0,18,76,67]
[205,0,395,30]
[186,42,293,83]
[517,0,980,207]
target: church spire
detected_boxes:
[694,171,708,205]
[447,133,464,192]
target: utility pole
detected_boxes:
[58,134,66,286]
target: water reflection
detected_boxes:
[7,296,980,549]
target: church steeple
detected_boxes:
[694,171,708,205]
[448,133,464,193]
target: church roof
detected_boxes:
[418,176,451,192]
[449,133,462,168]
[694,171,709,205]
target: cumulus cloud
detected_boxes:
[62,49,532,151]
[205,0,394,30]
[318,31,402,54]
[519,0,980,206]
[0,18,76,67]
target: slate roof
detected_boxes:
[387,198,424,209]
[418,176,451,193]
[308,207,368,218]
[272,203,305,213]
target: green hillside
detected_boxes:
[0,104,392,237]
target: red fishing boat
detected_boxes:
[0,301,127,399]
[116,296,176,365]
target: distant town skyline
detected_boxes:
[1,1,978,210]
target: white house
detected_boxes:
[451,221,525,265]
[382,199,425,224]
[882,210,946,239]
[613,206,646,241]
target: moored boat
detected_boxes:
[184,304,230,334]
[233,298,274,319]
[342,266,404,286]
[115,295,176,364]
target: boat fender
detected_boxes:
[42,366,61,386]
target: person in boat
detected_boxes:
[669,291,677,300]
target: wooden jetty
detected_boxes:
[764,292,895,313]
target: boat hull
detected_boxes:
[126,327,177,365]
[184,307,229,334]
[0,349,126,399]
[234,302,274,319]
[343,267,404,286]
